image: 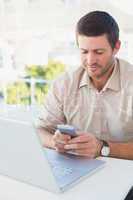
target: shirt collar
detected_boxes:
[79,69,90,88]
[103,59,120,92]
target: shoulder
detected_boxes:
[52,66,84,90]
[118,58,133,74]
[118,58,133,90]
[118,58,133,79]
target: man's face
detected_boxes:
[77,34,120,79]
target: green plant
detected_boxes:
[6,59,65,104]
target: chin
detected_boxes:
[87,70,99,78]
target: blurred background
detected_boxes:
[0,0,132,119]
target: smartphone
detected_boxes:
[57,124,77,137]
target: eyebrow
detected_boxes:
[80,48,106,51]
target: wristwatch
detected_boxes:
[101,140,110,157]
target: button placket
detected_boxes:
[94,92,104,137]
[96,91,108,138]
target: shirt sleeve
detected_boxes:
[35,76,66,134]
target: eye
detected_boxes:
[95,50,104,55]
[81,50,88,54]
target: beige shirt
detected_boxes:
[37,58,133,142]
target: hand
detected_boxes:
[64,132,103,158]
[52,130,71,153]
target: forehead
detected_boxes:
[77,34,111,50]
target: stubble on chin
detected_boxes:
[83,58,115,80]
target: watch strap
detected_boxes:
[102,140,109,147]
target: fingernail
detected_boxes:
[64,145,69,149]
[67,151,78,155]
[56,130,61,135]
[58,141,66,144]
[55,147,58,151]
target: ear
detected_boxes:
[113,40,121,55]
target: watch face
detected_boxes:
[101,146,110,157]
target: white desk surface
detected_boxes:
[0,106,132,199]
[0,157,132,200]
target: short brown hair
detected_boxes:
[76,11,119,49]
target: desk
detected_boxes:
[0,106,132,199]
[0,157,132,200]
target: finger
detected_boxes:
[68,134,92,144]
[54,140,66,153]
[55,147,66,153]
[53,130,71,144]
[66,150,79,156]
[64,142,91,150]
[55,130,71,140]
[68,149,95,158]
[55,142,69,153]
[55,142,65,149]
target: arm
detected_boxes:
[108,141,133,160]
[36,79,65,148]
[37,128,55,149]
[63,132,133,160]
[37,128,71,153]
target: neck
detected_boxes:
[91,64,115,92]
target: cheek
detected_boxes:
[80,54,85,59]
[99,55,111,65]
[104,55,114,66]
[80,55,86,63]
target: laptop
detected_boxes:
[0,117,105,193]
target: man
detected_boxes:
[37,11,133,160]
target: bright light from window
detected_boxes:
[110,0,133,15]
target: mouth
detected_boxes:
[88,65,99,72]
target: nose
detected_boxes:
[86,52,97,65]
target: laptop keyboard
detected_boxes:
[50,161,73,178]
